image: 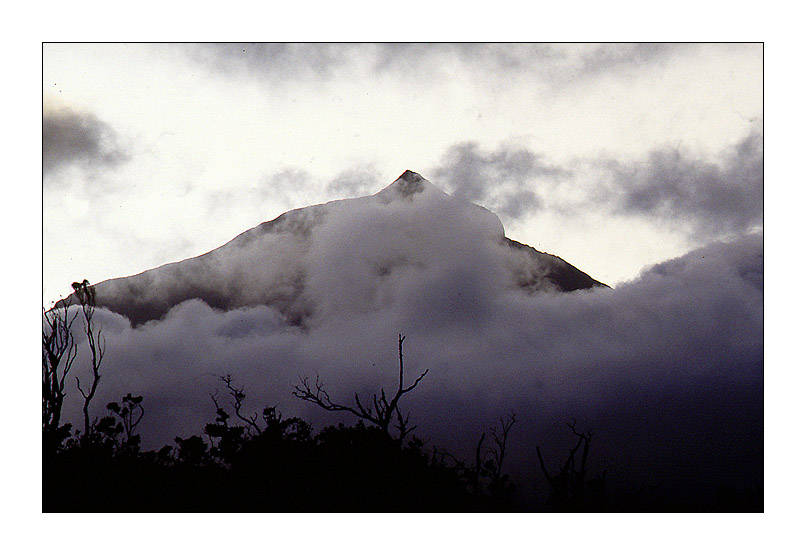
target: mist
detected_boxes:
[53,178,762,508]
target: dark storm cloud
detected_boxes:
[42,107,129,177]
[606,131,763,237]
[430,141,565,220]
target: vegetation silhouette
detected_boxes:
[43,286,762,512]
[42,279,105,452]
[72,279,106,442]
[43,378,473,511]
[536,420,605,511]
[42,299,78,452]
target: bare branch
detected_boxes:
[293,376,370,423]
[536,444,553,483]
[400,368,430,395]
[490,412,517,478]
[129,399,145,432]
[42,304,79,436]
[220,374,262,435]
[293,335,429,440]
[394,406,417,440]
[537,419,598,511]
[72,280,104,439]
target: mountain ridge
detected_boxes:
[55,171,607,326]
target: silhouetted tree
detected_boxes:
[204,377,252,466]
[294,334,429,441]
[72,279,105,440]
[42,304,79,451]
[455,412,518,510]
[173,435,211,468]
[487,412,517,479]
[536,420,604,511]
[217,373,263,435]
[204,375,316,469]
[105,393,144,455]
[481,412,517,508]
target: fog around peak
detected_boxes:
[55,221,763,506]
[76,174,521,326]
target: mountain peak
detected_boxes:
[376,170,439,202]
[398,169,423,182]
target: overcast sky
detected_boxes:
[42,43,762,304]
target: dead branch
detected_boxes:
[293,334,429,440]
[220,374,262,435]
[42,304,79,435]
[72,280,105,439]
[489,412,517,478]
[536,419,598,511]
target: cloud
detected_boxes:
[326,165,382,198]
[186,43,679,87]
[430,142,567,220]
[53,208,762,508]
[606,130,763,237]
[430,128,762,242]
[208,167,378,211]
[203,168,317,222]
[572,43,674,77]
[185,43,361,81]
[42,107,129,177]
[371,43,679,84]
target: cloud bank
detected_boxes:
[431,129,763,244]
[608,131,763,237]
[186,43,681,87]
[55,217,762,507]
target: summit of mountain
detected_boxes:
[56,171,607,326]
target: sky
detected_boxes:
[42,43,762,305]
